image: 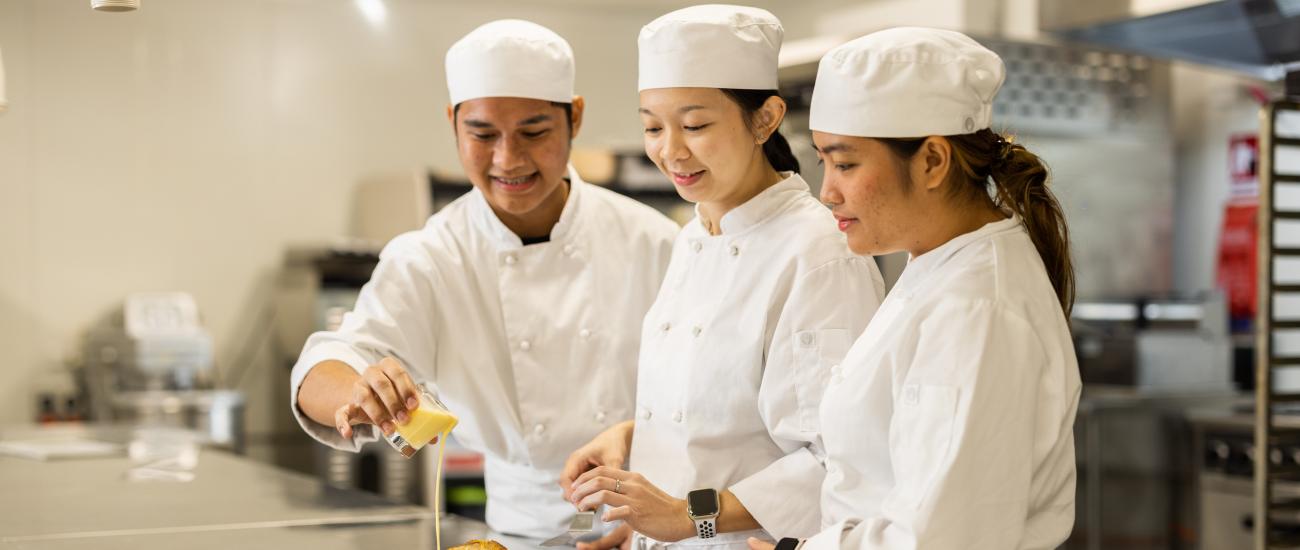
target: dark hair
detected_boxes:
[719,89,800,174]
[452,101,574,136]
[878,129,1075,316]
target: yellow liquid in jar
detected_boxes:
[395,404,458,452]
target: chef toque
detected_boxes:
[446,19,575,106]
[638,4,782,91]
[810,27,1005,137]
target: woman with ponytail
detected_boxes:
[750,28,1081,550]
[560,5,886,550]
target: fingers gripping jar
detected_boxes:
[385,383,458,458]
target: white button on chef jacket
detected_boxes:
[630,173,885,543]
[289,167,679,540]
[803,216,1081,550]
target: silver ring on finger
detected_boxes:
[614,479,622,494]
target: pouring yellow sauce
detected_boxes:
[396,405,458,452]
[388,388,459,550]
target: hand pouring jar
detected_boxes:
[385,383,458,458]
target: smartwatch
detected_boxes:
[775,538,802,550]
[686,488,720,539]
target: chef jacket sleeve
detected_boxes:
[289,235,442,452]
[801,300,1054,550]
[731,256,885,537]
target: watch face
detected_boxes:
[687,489,719,516]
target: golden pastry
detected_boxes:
[448,539,508,550]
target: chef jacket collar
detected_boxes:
[472,164,586,249]
[894,213,1021,293]
[687,171,808,237]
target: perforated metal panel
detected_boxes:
[982,39,1166,137]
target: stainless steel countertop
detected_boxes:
[0,423,490,549]
[1078,384,1250,413]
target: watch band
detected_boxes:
[693,517,717,539]
[774,538,801,550]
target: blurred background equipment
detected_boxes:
[1041,0,1300,81]
[79,292,245,452]
[1193,412,1300,550]
[1072,293,1235,391]
[1250,88,1300,550]
[353,170,433,247]
[82,292,213,395]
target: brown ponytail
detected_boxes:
[879,129,1075,316]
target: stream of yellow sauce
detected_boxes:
[393,396,459,549]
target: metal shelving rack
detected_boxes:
[1255,71,1300,549]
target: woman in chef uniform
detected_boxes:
[290,20,680,547]
[749,27,1081,550]
[562,5,886,550]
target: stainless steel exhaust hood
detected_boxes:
[1043,0,1300,80]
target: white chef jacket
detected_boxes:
[629,173,886,549]
[803,215,1081,550]
[289,168,680,540]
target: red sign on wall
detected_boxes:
[1229,134,1259,201]
[1218,133,1260,327]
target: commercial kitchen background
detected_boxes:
[0,0,1291,549]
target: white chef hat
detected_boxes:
[810,27,1005,138]
[638,4,782,91]
[445,19,575,106]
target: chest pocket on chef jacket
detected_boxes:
[888,383,959,509]
[793,328,851,432]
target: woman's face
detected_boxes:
[639,87,766,205]
[814,132,930,256]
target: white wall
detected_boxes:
[0,0,37,427]
[0,0,816,439]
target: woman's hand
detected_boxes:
[576,522,633,550]
[560,421,634,501]
[746,538,776,550]
[568,466,695,543]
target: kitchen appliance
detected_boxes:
[108,389,245,453]
[1247,92,1300,549]
[79,292,245,452]
[1193,413,1300,549]
[1042,0,1300,81]
[83,292,214,394]
[1074,389,1246,549]
[1072,293,1235,390]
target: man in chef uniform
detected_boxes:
[289,19,680,548]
